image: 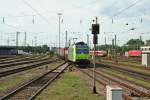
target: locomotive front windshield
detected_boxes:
[76,45,89,54]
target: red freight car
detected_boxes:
[128,50,141,57]
[56,48,68,59]
[90,51,107,57]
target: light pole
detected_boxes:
[114,34,118,63]
[16,32,20,47]
[65,31,68,48]
[24,32,27,46]
[87,34,89,47]
[58,13,62,55]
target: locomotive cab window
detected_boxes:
[76,49,89,54]
[76,44,89,54]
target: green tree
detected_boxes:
[96,44,122,55]
[126,39,144,50]
[146,40,150,46]
[17,45,50,54]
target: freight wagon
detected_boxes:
[128,50,141,57]
[56,48,68,60]
[89,50,107,57]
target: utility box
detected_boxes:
[106,85,123,100]
[141,46,150,67]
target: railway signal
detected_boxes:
[91,17,100,93]
[92,24,99,35]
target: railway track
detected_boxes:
[98,67,150,90]
[117,56,141,62]
[0,55,42,64]
[0,60,64,97]
[0,56,16,59]
[0,55,49,69]
[102,56,141,63]
[0,55,25,62]
[77,68,150,100]
[100,58,149,70]
[0,63,69,100]
[97,63,150,81]
[0,58,59,78]
[91,69,150,97]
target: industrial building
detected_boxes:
[0,46,17,55]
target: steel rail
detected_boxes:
[0,56,49,69]
[88,68,150,98]
[98,67,150,90]
[77,68,133,100]
[97,63,150,80]
[0,55,42,64]
[0,58,59,78]
[0,63,69,100]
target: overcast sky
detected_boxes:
[0,0,150,46]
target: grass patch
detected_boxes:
[0,68,44,91]
[99,59,150,76]
[0,61,63,92]
[36,72,105,100]
[101,68,150,89]
[101,59,141,67]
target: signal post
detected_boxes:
[91,17,100,93]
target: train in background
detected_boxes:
[89,50,107,57]
[125,50,141,57]
[55,43,142,66]
[56,48,68,59]
[56,42,90,66]
[89,50,142,57]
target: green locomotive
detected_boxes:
[68,42,90,65]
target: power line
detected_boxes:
[44,0,99,14]
[0,23,25,31]
[0,15,35,18]
[112,0,143,18]
[0,15,35,24]
[0,21,36,33]
[72,0,99,9]
[22,0,52,25]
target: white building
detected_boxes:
[141,46,150,67]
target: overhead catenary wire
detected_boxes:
[0,15,35,18]
[44,0,99,14]
[0,15,36,24]
[0,22,43,34]
[112,0,143,19]
[0,0,52,32]
[22,0,52,26]
[0,23,26,32]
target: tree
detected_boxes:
[17,45,50,54]
[126,39,144,50]
[96,44,122,55]
[146,40,150,46]
[41,45,49,53]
